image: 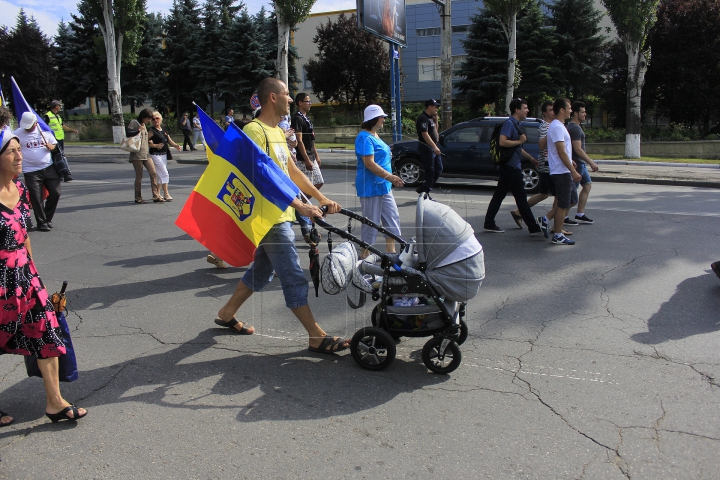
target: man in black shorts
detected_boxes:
[546,98,582,245]
[415,99,443,195]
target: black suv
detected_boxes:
[390,117,542,192]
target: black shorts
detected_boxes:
[551,173,573,209]
[538,171,555,196]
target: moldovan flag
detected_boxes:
[175,106,299,267]
[10,77,54,135]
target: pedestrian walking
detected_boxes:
[280,114,313,245]
[126,109,162,204]
[483,99,543,236]
[566,100,599,225]
[224,109,235,129]
[149,112,181,202]
[355,105,404,259]
[13,112,62,231]
[547,98,582,245]
[180,112,195,151]
[291,93,324,191]
[415,99,443,195]
[0,131,87,423]
[192,112,206,149]
[43,100,78,153]
[215,77,348,354]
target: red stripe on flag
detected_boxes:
[175,192,256,267]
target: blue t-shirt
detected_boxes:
[355,131,392,198]
[500,116,523,169]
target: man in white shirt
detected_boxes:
[13,112,61,232]
[546,98,581,245]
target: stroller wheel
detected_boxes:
[456,319,469,346]
[351,327,396,371]
[422,337,462,374]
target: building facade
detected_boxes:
[294,0,615,104]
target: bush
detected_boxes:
[584,124,720,143]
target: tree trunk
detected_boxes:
[624,39,646,158]
[276,12,290,86]
[99,0,125,144]
[504,14,517,115]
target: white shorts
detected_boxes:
[150,154,169,184]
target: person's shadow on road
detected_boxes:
[632,271,720,345]
[0,328,448,433]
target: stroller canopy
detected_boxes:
[415,195,485,302]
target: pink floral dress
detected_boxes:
[0,181,65,358]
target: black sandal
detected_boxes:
[46,404,87,423]
[0,410,14,427]
[308,335,349,354]
[214,318,254,335]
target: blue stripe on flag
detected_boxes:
[11,77,54,136]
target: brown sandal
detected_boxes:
[214,318,254,335]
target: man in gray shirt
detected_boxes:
[566,100,599,225]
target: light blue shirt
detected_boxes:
[355,131,392,198]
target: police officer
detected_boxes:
[415,99,443,196]
[44,100,78,152]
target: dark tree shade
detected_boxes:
[550,0,607,99]
[305,13,390,111]
[644,0,720,132]
[0,10,57,110]
[123,13,167,113]
[514,1,562,112]
[456,11,508,112]
[164,0,203,115]
[599,40,627,128]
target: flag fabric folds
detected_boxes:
[175,106,299,267]
[10,77,54,135]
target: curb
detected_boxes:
[591,176,720,189]
[595,159,720,169]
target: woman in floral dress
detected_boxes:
[0,131,87,424]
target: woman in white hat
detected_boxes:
[0,131,87,424]
[354,105,404,258]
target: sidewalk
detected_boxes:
[64,145,720,189]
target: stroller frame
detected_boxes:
[314,207,468,374]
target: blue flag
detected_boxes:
[11,76,54,136]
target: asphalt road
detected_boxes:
[0,161,718,479]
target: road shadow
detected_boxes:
[0,329,447,430]
[632,272,720,344]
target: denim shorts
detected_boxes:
[576,162,592,186]
[241,222,308,309]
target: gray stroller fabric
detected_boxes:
[415,195,485,302]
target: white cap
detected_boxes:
[20,112,38,130]
[363,105,388,123]
[0,128,19,153]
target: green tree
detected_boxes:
[456,11,508,112]
[644,0,720,132]
[601,0,660,158]
[0,10,57,110]
[164,0,202,116]
[483,0,531,114]
[272,0,317,87]
[550,0,607,100]
[123,12,167,113]
[305,13,389,111]
[514,0,561,111]
[83,0,147,142]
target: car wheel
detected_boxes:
[521,163,540,193]
[395,157,424,188]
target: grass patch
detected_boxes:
[597,155,720,164]
[316,143,354,150]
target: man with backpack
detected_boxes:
[483,98,544,236]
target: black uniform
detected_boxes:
[415,111,443,193]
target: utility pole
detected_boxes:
[433,0,452,129]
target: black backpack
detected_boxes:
[490,120,522,165]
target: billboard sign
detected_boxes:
[357,0,407,47]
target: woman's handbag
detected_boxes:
[119,132,142,153]
[51,145,73,182]
[24,282,79,382]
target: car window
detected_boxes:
[445,126,482,143]
[524,125,538,143]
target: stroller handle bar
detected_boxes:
[314,207,407,259]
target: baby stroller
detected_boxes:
[314,194,485,374]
